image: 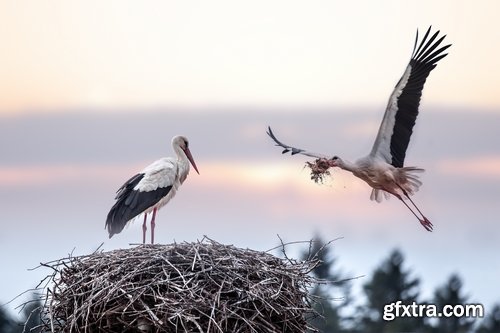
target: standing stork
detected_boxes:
[106,135,199,244]
[267,27,451,231]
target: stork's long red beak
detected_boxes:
[184,147,200,174]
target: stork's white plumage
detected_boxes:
[106,135,199,243]
[267,27,451,231]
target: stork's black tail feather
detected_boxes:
[105,173,172,238]
[106,173,144,238]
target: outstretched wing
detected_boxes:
[370,27,451,167]
[266,126,329,159]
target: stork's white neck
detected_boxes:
[335,157,357,173]
[173,144,190,183]
[173,144,185,161]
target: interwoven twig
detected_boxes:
[305,158,335,183]
[37,237,320,333]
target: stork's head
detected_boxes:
[328,156,351,171]
[329,156,341,167]
[172,135,200,174]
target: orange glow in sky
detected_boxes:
[1,1,500,113]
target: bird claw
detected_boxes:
[420,217,433,232]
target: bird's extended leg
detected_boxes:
[387,188,432,232]
[396,184,433,231]
[142,213,148,244]
[394,193,423,222]
[150,207,157,244]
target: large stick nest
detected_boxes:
[38,238,320,332]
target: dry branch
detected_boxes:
[304,159,335,184]
[37,237,321,333]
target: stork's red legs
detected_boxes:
[142,213,148,244]
[395,184,433,232]
[141,208,158,244]
[150,208,158,244]
[403,193,433,231]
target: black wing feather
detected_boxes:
[267,126,303,155]
[390,27,451,167]
[267,126,328,159]
[105,173,172,238]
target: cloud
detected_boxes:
[2,2,500,113]
[436,155,500,179]
[0,164,141,188]
[0,158,386,226]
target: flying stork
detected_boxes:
[106,135,199,244]
[267,27,451,231]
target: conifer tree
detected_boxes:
[476,304,500,333]
[357,249,425,332]
[302,235,351,333]
[431,274,475,333]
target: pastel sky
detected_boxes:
[1,0,500,323]
[1,0,500,112]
